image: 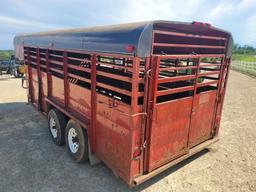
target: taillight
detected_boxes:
[192,21,200,26]
[126,44,135,53]
[192,21,212,28]
[133,148,142,159]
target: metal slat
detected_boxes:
[97,61,132,71]
[68,57,91,63]
[198,71,220,77]
[154,30,227,41]
[154,43,226,49]
[97,70,132,83]
[49,54,63,59]
[30,61,37,65]
[29,55,37,59]
[49,67,63,75]
[156,54,225,59]
[159,66,197,71]
[199,67,220,71]
[97,82,132,96]
[68,64,91,73]
[68,73,91,83]
[49,59,63,66]
[157,86,194,96]
[197,80,219,87]
[158,74,196,83]
[200,63,222,67]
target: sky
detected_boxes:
[0,0,256,50]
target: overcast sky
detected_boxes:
[0,0,256,49]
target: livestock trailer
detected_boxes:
[14,20,233,186]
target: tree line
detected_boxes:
[233,44,256,55]
[0,50,13,60]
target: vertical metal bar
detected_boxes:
[174,59,178,76]
[210,56,226,136]
[140,57,150,175]
[214,57,231,135]
[131,57,140,113]
[186,58,189,74]
[63,50,69,108]
[186,57,201,147]
[46,49,52,97]
[151,32,155,55]
[90,54,97,153]
[36,48,40,79]
[129,57,140,178]
[193,57,201,98]
[36,48,42,110]
[211,37,229,136]
[36,48,40,73]
[143,57,151,112]
[27,47,33,103]
[143,56,160,172]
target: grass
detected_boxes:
[231,54,256,76]
[232,54,256,62]
[231,54,256,77]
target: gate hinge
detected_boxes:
[217,94,222,103]
[149,108,157,120]
[149,109,153,119]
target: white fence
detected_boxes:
[231,60,256,76]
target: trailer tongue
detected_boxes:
[14,20,233,187]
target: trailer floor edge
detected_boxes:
[133,137,219,186]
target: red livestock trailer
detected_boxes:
[14,20,233,187]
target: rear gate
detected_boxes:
[144,54,226,172]
[188,57,224,147]
[25,47,44,110]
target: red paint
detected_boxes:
[21,24,231,187]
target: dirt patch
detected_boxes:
[0,71,255,192]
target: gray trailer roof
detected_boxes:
[14,20,233,57]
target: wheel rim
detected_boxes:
[49,117,57,138]
[68,128,79,153]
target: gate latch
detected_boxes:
[142,140,147,149]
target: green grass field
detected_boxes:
[232,54,256,77]
[232,54,256,62]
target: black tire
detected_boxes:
[48,109,67,146]
[65,120,88,162]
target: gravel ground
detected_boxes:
[0,71,255,192]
